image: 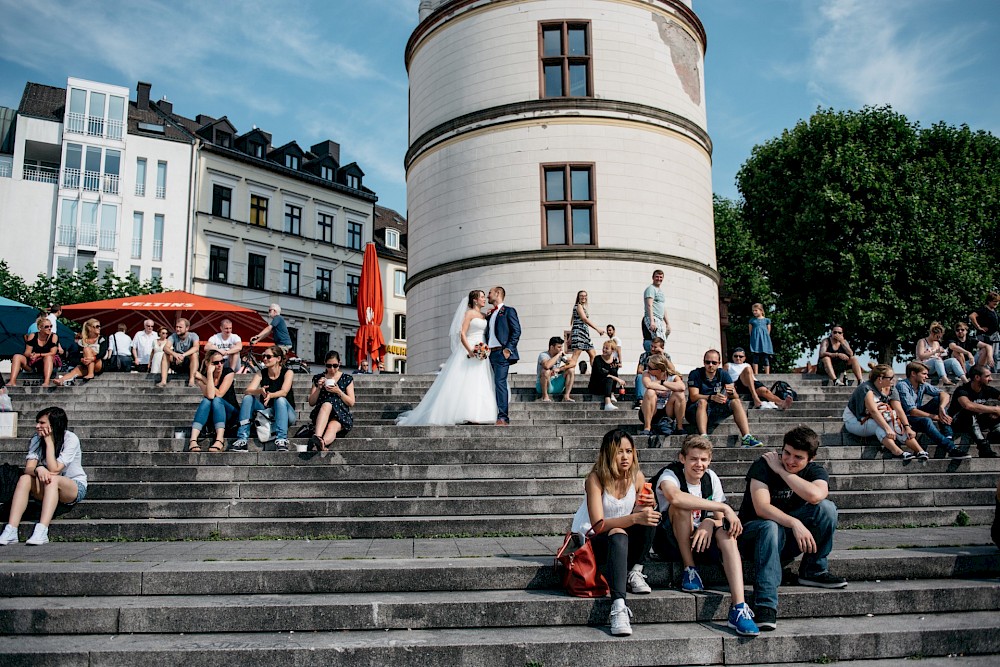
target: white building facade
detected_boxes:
[374,205,408,373]
[405,0,717,373]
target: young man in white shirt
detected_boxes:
[652,435,759,636]
[205,319,243,371]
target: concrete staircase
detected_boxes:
[0,372,997,665]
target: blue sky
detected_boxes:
[1,0,997,216]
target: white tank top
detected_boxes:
[571,483,636,539]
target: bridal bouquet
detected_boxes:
[470,342,490,360]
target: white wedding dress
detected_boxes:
[396,316,498,425]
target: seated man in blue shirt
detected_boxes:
[686,349,762,448]
[896,361,970,460]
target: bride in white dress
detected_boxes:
[396,290,498,425]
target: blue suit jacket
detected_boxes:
[489,306,521,363]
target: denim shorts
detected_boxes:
[69,480,87,505]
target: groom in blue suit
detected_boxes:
[486,285,520,425]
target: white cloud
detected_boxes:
[804,0,982,115]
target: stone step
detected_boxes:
[0,610,997,666]
[2,578,997,635]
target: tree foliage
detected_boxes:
[0,260,163,328]
[736,106,1000,363]
[713,194,799,371]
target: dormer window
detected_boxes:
[385,229,399,249]
[321,165,334,181]
[285,154,299,170]
[346,173,360,189]
[216,131,232,148]
[249,142,264,158]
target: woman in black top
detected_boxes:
[589,340,626,411]
[9,316,61,387]
[230,346,297,452]
[307,350,356,451]
[970,291,1000,369]
[188,350,239,452]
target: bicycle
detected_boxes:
[240,346,310,375]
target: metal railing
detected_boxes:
[62,167,80,188]
[107,119,124,140]
[66,112,85,134]
[0,162,12,178]
[135,182,145,196]
[103,173,119,195]
[79,225,98,247]
[87,116,104,137]
[155,185,166,199]
[57,225,77,247]
[83,170,101,192]
[152,239,163,261]
[23,166,58,184]
[98,229,116,251]
[131,238,142,259]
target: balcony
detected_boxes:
[87,116,104,137]
[135,182,145,196]
[0,162,11,178]
[57,225,77,247]
[62,167,80,189]
[155,185,166,199]
[103,173,120,195]
[66,112,85,134]
[152,239,163,261]
[83,170,101,192]
[99,229,116,251]
[131,238,142,259]
[107,119,124,141]
[23,165,58,184]
[79,225,98,248]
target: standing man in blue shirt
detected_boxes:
[896,362,970,460]
[250,304,293,354]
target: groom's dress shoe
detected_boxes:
[495,419,510,426]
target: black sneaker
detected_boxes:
[798,571,847,589]
[754,606,777,631]
[978,446,998,458]
[228,439,249,452]
[947,448,972,460]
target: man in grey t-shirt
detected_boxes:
[158,318,199,387]
[642,269,670,353]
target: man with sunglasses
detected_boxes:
[815,325,865,385]
[947,322,993,372]
[687,349,762,447]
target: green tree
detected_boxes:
[736,106,1000,363]
[713,195,799,371]
[0,260,163,328]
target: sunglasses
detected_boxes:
[732,354,744,359]
[704,360,720,365]
[326,363,340,369]
[41,325,53,329]
[210,360,224,366]
[261,354,276,360]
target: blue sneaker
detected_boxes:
[741,434,763,448]
[680,566,703,591]
[727,602,759,636]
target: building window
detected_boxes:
[216,131,232,148]
[346,173,360,189]
[344,335,358,368]
[99,204,117,251]
[394,313,406,341]
[84,147,101,191]
[103,149,120,195]
[347,274,360,306]
[135,158,146,196]
[287,327,298,354]
[155,161,167,198]
[314,331,330,364]
[151,267,161,280]
[285,154,299,170]
[541,163,596,247]
[130,265,141,279]
[67,88,86,134]
[540,21,592,98]
[320,165,334,181]
[212,184,232,218]
[248,253,266,290]
[283,260,300,295]
[131,212,143,259]
[209,245,229,283]
[316,267,332,301]
[284,204,301,235]
[394,270,406,297]
[385,229,399,249]
[153,214,164,260]
[317,212,334,243]
[347,221,363,250]
[249,142,264,158]
[250,195,268,227]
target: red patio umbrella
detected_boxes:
[61,290,267,341]
[354,242,385,368]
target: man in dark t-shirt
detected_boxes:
[736,426,846,631]
[947,365,1000,458]
[686,349,761,447]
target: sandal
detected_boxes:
[188,440,202,452]
[308,434,325,452]
[208,440,225,453]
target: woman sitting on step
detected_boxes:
[0,406,88,546]
[53,319,107,386]
[307,350,355,451]
[842,364,928,461]
[570,429,660,637]
[187,350,239,453]
[8,315,61,388]
[229,346,297,453]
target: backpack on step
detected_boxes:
[770,380,798,402]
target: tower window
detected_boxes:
[541,163,596,247]
[539,21,592,98]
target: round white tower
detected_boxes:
[405,0,716,373]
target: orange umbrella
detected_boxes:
[354,242,385,366]
[61,290,267,341]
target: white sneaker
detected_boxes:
[0,524,18,546]
[610,395,618,403]
[760,401,778,410]
[603,403,619,411]
[26,524,48,546]
[627,569,652,594]
[609,602,633,636]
